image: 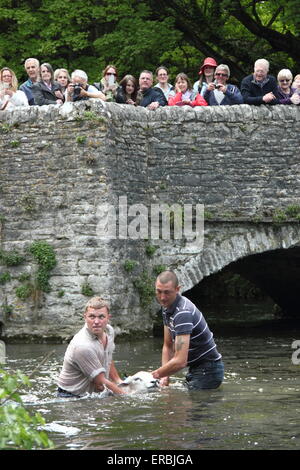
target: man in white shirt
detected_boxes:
[57,297,127,397]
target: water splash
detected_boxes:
[42,422,81,436]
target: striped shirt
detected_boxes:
[162,295,221,366]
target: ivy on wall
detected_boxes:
[0,241,57,316]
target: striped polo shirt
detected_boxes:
[162,294,221,366]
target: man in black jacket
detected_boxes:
[240,58,279,105]
[139,70,167,109]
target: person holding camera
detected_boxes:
[204,64,243,106]
[66,70,106,102]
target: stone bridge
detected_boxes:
[0,101,299,341]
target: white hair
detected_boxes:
[254,59,269,72]
[24,58,40,69]
[71,69,88,81]
[277,69,293,81]
[215,64,230,78]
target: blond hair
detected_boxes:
[0,67,18,92]
[84,296,110,313]
[277,69,293,82]
[54,68,71,82]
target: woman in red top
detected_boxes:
[168,73,207,107]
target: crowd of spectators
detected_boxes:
[1,56,299,111]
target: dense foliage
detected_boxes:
[0,368,53,449]
[0,0,299,85]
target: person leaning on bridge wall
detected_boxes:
[115,74,142,105]
[193,57,217,97]
[168,72,208,107]
[277,69,300,105]
[66,69,106,102]
[93,64,119,102]
[138,70,168,110]
[54,68,71,95]
[240,58,279,105]
[31,62,64,106]
[204,64,244,106]
[154,66,174,100]
[19,57,40,106]
[0,67,28,110]
[292,74,300,94]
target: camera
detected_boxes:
[73,84,82,96]
[215,83,222,89]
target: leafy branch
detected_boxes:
[0,350,55,449]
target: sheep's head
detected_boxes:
[119,371,160,393]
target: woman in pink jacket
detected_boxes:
[168,73,207,107]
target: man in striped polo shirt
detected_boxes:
[152,271,224,390]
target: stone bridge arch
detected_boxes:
[174,222,300,317]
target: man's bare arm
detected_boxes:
[152,334,190,380]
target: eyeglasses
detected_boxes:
[158,73,168,77]
[215,73,228,77]
[279,79,290,83]
[2,75,12,78]
[106,72,116,76]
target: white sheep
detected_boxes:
[119,371,160,393]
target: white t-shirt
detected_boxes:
[0,90,28,109]
[213,89,225,104]
[57,324,115,396]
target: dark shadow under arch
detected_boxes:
[184,246,300,320]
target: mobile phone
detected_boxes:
[108,74,115,86]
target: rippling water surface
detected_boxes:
[3,318,300,450]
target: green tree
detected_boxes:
[147,0,300,79]
[0,0,299,84]
[0,0,182,81]
[0,368,53,449]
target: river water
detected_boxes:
[3,304,300,451]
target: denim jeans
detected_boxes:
[185,359,224,390]
[57,387,80,398]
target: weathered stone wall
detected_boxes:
[0,101,299,341]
